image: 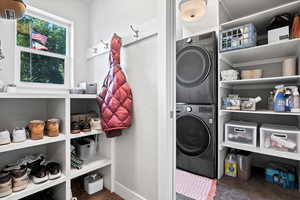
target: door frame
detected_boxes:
[157,0,176,199]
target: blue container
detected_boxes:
[220,24,257,52]
[265,168,297,189]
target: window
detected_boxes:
[15,7,73,88]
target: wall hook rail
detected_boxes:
[130,25,139,38]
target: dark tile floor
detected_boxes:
[215,173,300,200]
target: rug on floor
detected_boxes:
[176,169,217,200]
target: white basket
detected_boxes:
[260,124,300,153]
[225,121,258,147]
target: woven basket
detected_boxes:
[46,119,60,137]
[28,120,45,140]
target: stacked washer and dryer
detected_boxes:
[176,32,217,178]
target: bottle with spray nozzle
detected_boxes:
[291,87,300,113]
[274,85,286,112]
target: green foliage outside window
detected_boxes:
[17,15,67,85]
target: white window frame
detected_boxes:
[14,6,74,90]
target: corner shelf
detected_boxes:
[3,175,66,200]
[70,155,111,179]
[70,130,104,139]
[0,134,66,153]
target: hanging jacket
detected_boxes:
[97,34,133,138]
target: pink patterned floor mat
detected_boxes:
[176,169,217,200]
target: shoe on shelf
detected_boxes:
[71,121,81,134]
[12,128,27,143]
[0,130,11,146]
[79,120,91,132]
[10,166,28,192]
[5,154,45,173]
[46,162,61,180]
[0,171,12,198]
[31,165,48,184]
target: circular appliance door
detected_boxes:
[177,115,211,156]
[177,46,211,87]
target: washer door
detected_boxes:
[177,115,211,156]
[176,46,211,88]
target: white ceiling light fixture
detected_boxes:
[179,0,208,22]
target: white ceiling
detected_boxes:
[221,0,298,20]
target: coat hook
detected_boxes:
[130,25,139,38]
[93,48,98,54]
[100,40,109,49]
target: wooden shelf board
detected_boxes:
[0,134,66,153]
[3,175,66,200]
[70,156,111,179]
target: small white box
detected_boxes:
[225,121,258,147]
[260,124,300,153]
[84,173,104,195]
[268,26,289,44]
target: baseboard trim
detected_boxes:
[114,181,147,200]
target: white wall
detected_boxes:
[0,0,90,85]
[87,0,158,200]
[176,0,219,40]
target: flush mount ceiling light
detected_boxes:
[179,0,207,22]
[0,0,26,20]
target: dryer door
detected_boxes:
[176,46,211,88]
[176,115,211,156]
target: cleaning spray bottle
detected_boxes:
[291,87,300,113]
[274,85,286,112]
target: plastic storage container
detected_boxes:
[260,124,300,153]
[77,138,97,161]
[28,120,45,140]
[237,151,252,181]
[225,121,258,147]
[84,173,103,195]
[46,119,60,137]
[220,24,257,52]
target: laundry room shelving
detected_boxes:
[0,94,113,200]
[218,0,300,190]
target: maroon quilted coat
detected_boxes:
[97,34,133,138]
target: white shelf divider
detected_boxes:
[222,142,300,161]
[221,75,300,86]
[70,130,104,139]
[3,175,66,200]
[0,134,66,153]
[221,109,300,116]
[220,38,300,64]
[70,155,111,179]
[69,94,97,99]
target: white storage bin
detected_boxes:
[225,121,258,147]
[260,124,300,153]
[84,173,103,195]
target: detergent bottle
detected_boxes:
[274,85,286,112]
[225,152,238,177]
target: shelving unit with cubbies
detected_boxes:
[0,94,113,200]
[218,0,300,191]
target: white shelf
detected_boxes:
[222,142,300,161]
[221,109,300,116]
[3,175,66,200]
[71,155,111,179]
[69,94,97,99]
[221,1,300,31]
[221,75,300,86]
[0,93,68,99]
[0,134,66,153]
[70,130,104,139]
[220,38,300,64]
